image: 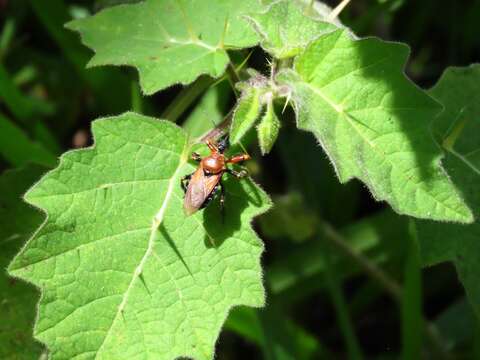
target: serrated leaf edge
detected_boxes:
[7,112,272,359]
[65,2,260,95]
[280,29,473,223]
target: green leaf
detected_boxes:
[417,65,480,317]
[257,100,280,154]
[9,112,271,359]
[245,0,336,59]
[0,113,57,167]
[277,29,472,223]
[230,87,262,144]
[67,0,262,95]
[1,166,46,359]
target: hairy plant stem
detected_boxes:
[319,220,451,360]
[160,76,212,122]
[327,0,354,21]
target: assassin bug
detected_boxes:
[181,135,250,217]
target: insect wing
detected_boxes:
[184,167,221,215]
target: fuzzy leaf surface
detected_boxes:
[67,0,262,94]
[277,29,472,222]
[246,0,336,59]
[417,65,480,316]
[257,100,280,154]
[1,167,46,359]
[9,113,270,359]
[230,87,262,144]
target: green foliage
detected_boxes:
[276,29,472,223]
[257,100,280,154]
[0,167,46,359]
[0,113,56,167]
[230,87,262,144]
[2,0,480,358]
[67,0,263,94]
[245,0,336,59]
[9,113,271,359]
[417,65,480,316]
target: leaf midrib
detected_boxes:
[95,150,188,359]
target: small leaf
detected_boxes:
[67,0,262,94]
[230,87,262,144]
[257,100,280,154]
[9,112,271,359]
[277,29,473,223]
[1,166,46,359]
[417,65,480,317]
[246,0,336,59]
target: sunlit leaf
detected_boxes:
[9,112,271,359]
[67,0,262,94]
[246,0,336,59]
[257,100,280,154]
[277,29,472,223]
[230,87,262,144]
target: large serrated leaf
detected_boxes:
[245,0,336,59]
[277,29,472,223]
[67,0,262,95]
[8,112,271,359]
[1,167,46,360]
[417,65,480,316]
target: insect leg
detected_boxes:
[219,181,225,223]
[227,154,250,164]
[200,184,220,209]
[227,168,249,178]
[191,152,202,162]
[180,173,193,193]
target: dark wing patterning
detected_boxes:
[183,167,221,215]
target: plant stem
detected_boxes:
[320,221,402,299]
[401,221,423,360]
[322,242,364,360]
[328,0,353,21]
[319,220,451,360]
[160,76,212,122]
[226,61,240,98]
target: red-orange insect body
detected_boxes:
[181,136,250,217]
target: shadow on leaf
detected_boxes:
[202,175,262,248]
